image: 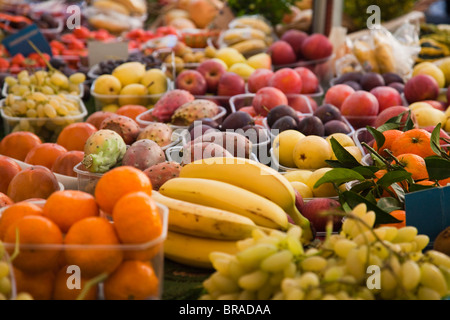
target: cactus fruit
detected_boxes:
[143,161,181,191]
[121,139,166,171]
[181,142,233,165]
[137,122,174,148]
[99,115,141,145]
[82,129,127,173]
[151,89,195,122]
[171,99,219,126]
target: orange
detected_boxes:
[43,190,99,233]
[390,129,435,158]
[379,210,406,229]
[64,217,123,278]
[94,166,153,214]
[56,122,98,151]
[0,131,42,162]
[13,267,56,300]
[373,169,407,198]
[4,215,63,273]
[103,260,159,300]
[416,180,436,186]
[24,143,68,170]
[0,202,43,240]
[372,129,403,158]
[115,105,148,122]
[439,177,450,186]
[393,153,428,181]
[52,265,98,300]
[0,192,13,209]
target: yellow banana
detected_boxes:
[93,0,130,15]
[178,157,314,243]
[221,28,267,46]
[152,191,258,241]
[159,177,289,230]
[164,230,239,269]
[229,39,267,56]
[230,17,272,35]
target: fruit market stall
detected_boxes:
[0,0,449,303]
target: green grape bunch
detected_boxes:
[200,203,450,300]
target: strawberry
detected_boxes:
[11,54,25,67]
[0,57,10,71]
[73,26,90,39]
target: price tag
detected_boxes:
[2,23,52,56]
[87,41,129,68]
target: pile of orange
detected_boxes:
[0,166,163,300]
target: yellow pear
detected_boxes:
[332,146,362,163]
[273,130,305,168]
[210,58,228,70]
[293,135,332,170]
[412,107,446,127]
[412,62,446,88]
[118,83,148,106]
[112,61,146,86]
[228,62,255,81]
[141,68,168,95]
[437,57,450,86]
[93,74,122,104]
[290,181,313,199]
[326,133,355,148]
[215,47,246,68]
[306,167,338,198]
[246,52,272,70]
[283,169,313,184]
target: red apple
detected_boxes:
[252,87,288,116]
[341,91,379,129]
[294,67,319,94]
[301,198,342,232]
[301,33,333,61]
[281,29,308,58]
[369,86,403,112]
[217,72,246,96]
[374,105,418,129]
[197,59,227,94]
[175,69,207,95]
[267,40,297,65]
[268,68,303,94]
[421,126,450,145]
[247,69,274,93]
[403,74,439,104]
[324,84,355,109]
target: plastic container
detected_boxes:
[165,145,259,164]
[352,127,375,157]
[269,147,300,172]
[0,97,88,143]
[2,82,84,100]
[1,250,17,300]
[74,163,103,195]
[135,106,227,131]
[90,78,172,111]
[343,115,377,130]
[229,93,314,114]
[0,201,168,300]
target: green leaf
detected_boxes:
[377,197,402,213]
[325,159,351,168]
[403,110,415,132]
[376,170,412,188]
[430,123,442,156]
[352,166,378,178]
[329,137,361,168]
[366,126,385,153]
[349,180,375,194]
[408,183,437,193]
[314,168,365,188]
[364,191,378,205]
[342,191,401,224]
[425,156,450,180]
[377,122,400,132]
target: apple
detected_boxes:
[374,105,417,129]
[324,84,355,109]
[175,69,207,95]
[421,100,446,111]
[301,33,333,61]
[217,72,246,96]
[403,74,440,104]
[294,188,305,213]
[247,69,274,93]
[301,198,342,232]
[197,59,227,93]
[287,95,314,113]
[252,87,288,117]
[294,67,319,94]
[281,29,308,58]
[267,40,297,65]
[369,86,403,112]
[268,68,303,94]
[341,91,379,129]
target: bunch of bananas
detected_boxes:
[158,157,314,269]
[219,16,275,57]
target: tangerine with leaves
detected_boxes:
[0,131,42,161]
[24,143,68,170]
[43,190,99,233]
[13,268,56,300]
[372,129,403,158]
[379,210,406,229]
[56,122,98,151]
[64,216,123,278]
[393,153,429,181]
[94,166,153,214]
[103,260,159,300]
[390,129,435,158]
[0,201,43,240]
[4,215,63,273]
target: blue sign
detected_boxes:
[2,23,52,57]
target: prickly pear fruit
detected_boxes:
[137,122,174,148]
[171,99,219,126]
[143,161,181,191]
[121,139,166,171]
[100,115,140,145]
[151,89,195,122]
[181,142,233,165]
[82,129,127,173]
[192,131,252,159]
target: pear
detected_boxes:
[112,61,146,86]
[141,68,168,95]
[93,74,122,104]
[118,83,148,106]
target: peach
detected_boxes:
[403,74,439,104]
[267,40,297,65]
[374,105,417,129]
[324,84,355,109]
[268,68,303,94]
[252,87,288,117]
[341,91,379,116]
[301,33,333,61]
[369,86,403,112]
[247,69,274,93]
[281,29,308,58]
[287,95,314,113]
[294,67,319,94]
